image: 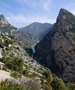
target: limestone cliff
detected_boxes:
[34,8,75,83]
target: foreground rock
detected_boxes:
[0,70,13,81]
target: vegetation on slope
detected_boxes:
[0,31,75,90]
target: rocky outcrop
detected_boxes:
[0,14,17,33]
[0,14,8,27]
[34,8,75,83]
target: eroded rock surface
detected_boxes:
[34,8,75,83]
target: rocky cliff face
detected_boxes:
[0,14,18,33]
[0,14,8,27]
[34,8,75,83]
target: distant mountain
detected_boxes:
[19,22,52,41]
[0,15,52,48]
[34,8,75,83]
[0,15,36,48]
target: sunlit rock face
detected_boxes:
[0,15,8,27]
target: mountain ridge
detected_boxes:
[34,8,75,83]
[19,22,52,41]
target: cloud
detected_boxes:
[0,0,54,27]
[6,15,55,27]
[43,0,52,12]
[0,0,13,11]
[15,0,52,12]
[14,0,26,4]
[71,9,75,15]
[0,0,14,16]
[15,0,37,7]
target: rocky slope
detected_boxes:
[0,26,70,90]
[34,8,75,83]
[19,22,52,41]
[0,31,46,90]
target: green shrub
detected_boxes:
[66,83,75,90]
[29,73,37,79]
[43,69,52,83]
[0,86,8,90]
[51,77,67,90]
[2,66,8,71]
[23,69,29,77]
[1,56,24,72]
[0,39,4,48]
[42,82,52,90]
[4,39,13,46]
[10,71,22,78]
[0,80,24,90]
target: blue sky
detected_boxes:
[0,0,75,28]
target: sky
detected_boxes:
[0,0,75,28]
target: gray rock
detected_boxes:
[34,8,75,83]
